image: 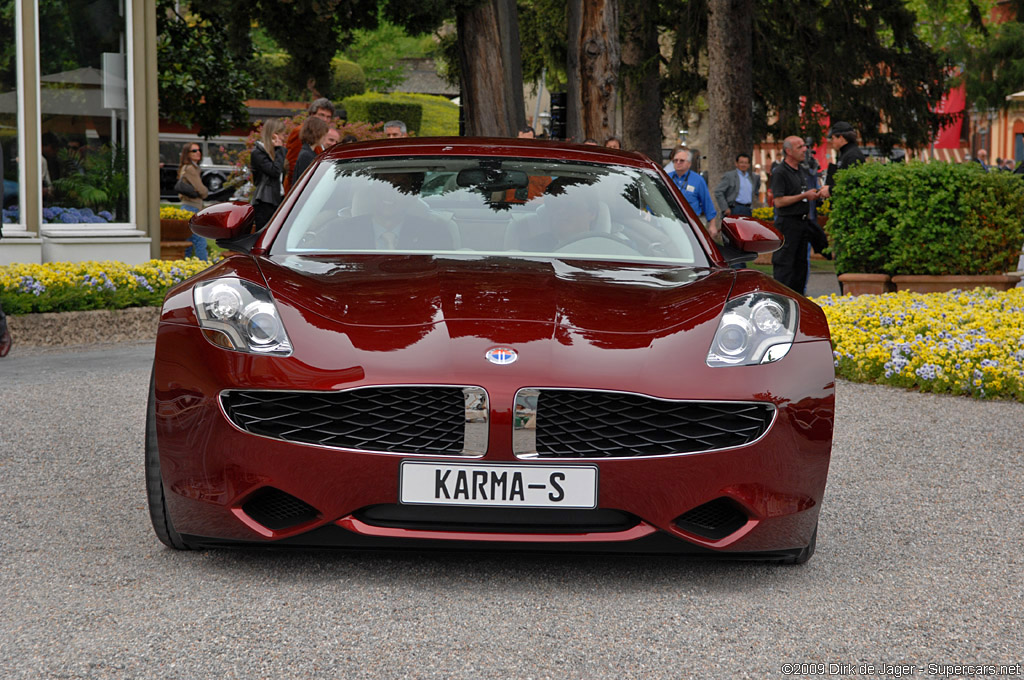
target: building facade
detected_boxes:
[1,0,160,265]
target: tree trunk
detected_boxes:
[568,0,619,143]
[620,0,662,161]
[457,0,526,137]
[706,0,753,193]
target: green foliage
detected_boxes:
[343,92,458,137]
[156,0,254,138]
[254,0,380,99]
[251,53,366,102]
[343,19,434,92]
[518,0,568,91]
[343,93,423,135]
[827,162,1024,276]
[332,59,368,100]
[962,19,1024,113]
[663,0,952,152]
[52,145,129,219]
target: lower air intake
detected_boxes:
[674,497,748,540]
[242,487,320,531]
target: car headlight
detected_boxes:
[193,278,292,355]
[707,293,797,367]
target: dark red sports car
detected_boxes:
[146,138,834,563]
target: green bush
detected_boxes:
[827,162,1024,276]
[343,93,423,135]
[330,58,367,100]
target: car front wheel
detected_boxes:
[145,369,192,550]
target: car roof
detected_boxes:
[320,136,660,173]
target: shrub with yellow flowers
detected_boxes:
[0,259,215,315]
[814,287,1024,401]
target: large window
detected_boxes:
[0,0,17,225]
[38,0,129,224]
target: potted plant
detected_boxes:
[826,161,1024,294]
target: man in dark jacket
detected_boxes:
[820,121,866,199]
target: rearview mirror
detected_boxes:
[190,201,255,240]
[456,168,529,192]
[719,216,783,264]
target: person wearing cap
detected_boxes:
[820,121,865,199]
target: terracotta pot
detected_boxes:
[159,218,193,260]
[837,273,894,296]
[160,218,191,241]
[891,274,1022,294]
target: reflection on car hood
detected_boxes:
[261,255,732,336]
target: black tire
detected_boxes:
[779,522,817,565]
[145,369,192,550]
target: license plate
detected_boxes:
[400,462,598,509]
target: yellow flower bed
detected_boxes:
[813,288,1024,400]
[159,205,195,221]
[0,258,216,314]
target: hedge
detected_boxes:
[343,93,423,135]
[826,162,1024,276]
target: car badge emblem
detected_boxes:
[485,347,518,365]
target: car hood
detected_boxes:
[259,254,731,337]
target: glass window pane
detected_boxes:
[1,0,18,225]
[38,0,129,224]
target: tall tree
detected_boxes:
[458,0,526,135]
[666,0,953,163]
[619,0,661,160]
[385,0,526,136]
[566,0,619,143]
[706,0,752,190]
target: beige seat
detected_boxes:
[351,188,460,249]
[503,201,611,250]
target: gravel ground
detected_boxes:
[1,342,1022,679]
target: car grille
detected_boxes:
[221,386,488,456]
[514,389,774,458]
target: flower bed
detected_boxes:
[0,259,215,315]
[815,287,1024,401]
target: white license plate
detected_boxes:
[400,462,598,509]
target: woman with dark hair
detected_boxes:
[250,118,287,232]
[177,142,210,259]
[291,116,329,187]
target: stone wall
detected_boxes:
[7,307,161,347]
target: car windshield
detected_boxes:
[271,156,709,266]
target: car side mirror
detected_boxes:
[718,216,783,264]
[190,201,256,252]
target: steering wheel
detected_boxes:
[553,232,643,256]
